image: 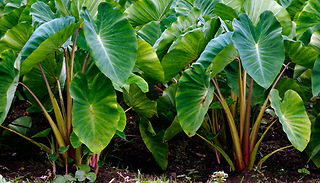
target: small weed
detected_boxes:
[207,171,228,183]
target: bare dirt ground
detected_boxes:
[1,103,320,182]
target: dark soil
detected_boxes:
[1,103,320,182]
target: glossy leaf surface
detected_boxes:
[312,56,320,96]
[232,11,284,89]
[295,0,320,36]
[81,3,137,86]
[20,16,78,75]
[176,63,214,136]
[70,73,119,153]
[270,89,311,151]
[0,50,19,124]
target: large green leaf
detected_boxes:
[55,0,70,16]
[81,2,137,86]
[0,22,33,54]
[214,3,239,21]
[3,116,32,136]
[295,0,320,36]
[157,83,177,114]
[243,0,292,35]
[312,56,320,96]
[136,39,164,83]
[163,115,182,142]
[176,63,214,136]
[162,29,206,82]
[285,40,319,69]
[70,73,119,153]
[232,11,284,89]
[123,83,157,118]
[154,7,201,59]
[275,77,312,102]
[0,5,24,38]
[113,73,149,93]
[269,89,311,151]
[139,118,168,170]
[0,50,19,124]
[30,1,59,26]
[174,0,219,17]
[137,21,162,46]
[196,32,232,69]
[286,0,307,19]
[20,16,78,75]
[124,0,173,27]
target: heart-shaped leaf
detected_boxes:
[176,63,214,136]
[70,73,119,153]
[137,21,162,46]
[232,11,284,89]
[71,0,105,21]
[81,2,137,86]
[175,0,219,17]
[30,1,59,26]
[0,50,19,124]
[269,89,311,151]
[20,16,79,75]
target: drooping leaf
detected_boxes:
[312,56,320,96]
[140,118,168,170]
[117,104,126,132]
[295,0,320,36]
[285,40,319,69]
[4,116,32,136]
[70,73,119,153]
[269,89,311,151]
[136,39,164,83]
[123,84,157,118]
[70,132,82,148]
[157,83,177,114]
[209,43,239,78]
[81,3,137,86]
[197,32,233,69]
[32,128,51,138]
[162,29,206,82]
[115,73,149,93]
[137,21,162,46]
[154,7,201,59]
[20,16,78,75]
[124,0,173,27]
[0,50,19,124]
[286,0,307,19]
[0,22,33,54]
[176,63,214,136]
[232,11,284,89]
[243,0,292,35]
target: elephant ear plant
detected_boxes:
[0,1,137,175]
[173,0,313,171]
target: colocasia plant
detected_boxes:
[1,0,320,175]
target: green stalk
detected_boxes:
[19,82,68,162]
[258,145,293,169]
[212,79,245,170]
[63,47,72,138]
[248,119,277,170]
[57,80,67,123]
[196,133,235,171]
[249,62,292,152]
[38,63,68,143]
